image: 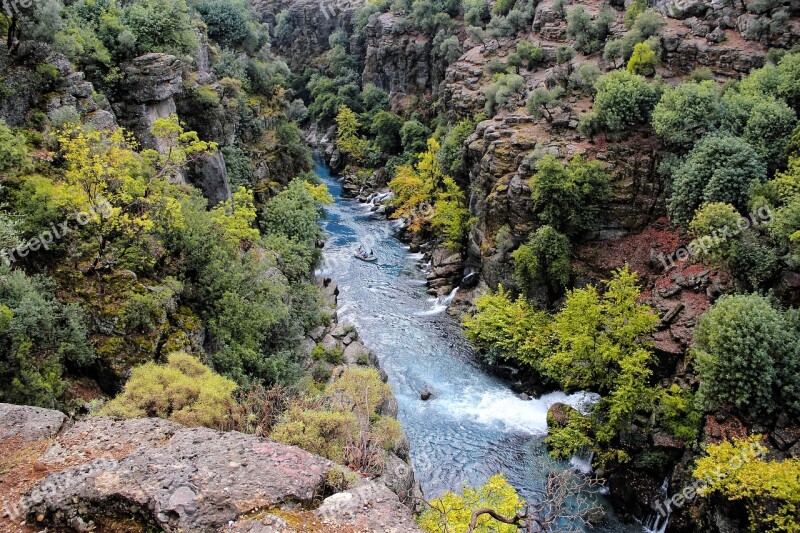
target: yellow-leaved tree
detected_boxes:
[335,105,370,164]
[389,138,471,249]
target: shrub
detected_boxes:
[0,266,93,408]
[99,352,238,428]
[569,62,602,94]
[688,202,741,262]
[483,73,525,116]
[627,41,658,75]
[0,121,30,174]
[592,69,658,134]
[418,474,523,533]
[692,294,800,418]
[566,6,613,54]
[668,134,767,225]
[438,116,480,177]
[655,384,702,443]
[527,86,565,122]
[693,436,800,533]
[528,154,612,237]
[512,225,571,299]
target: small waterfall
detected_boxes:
[417,287,459,316]
[570,446,594,475]
[640,477,670,533]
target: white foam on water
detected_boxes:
[438,389,599,435]
[415,287,459,316]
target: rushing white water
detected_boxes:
[315,155,638,531]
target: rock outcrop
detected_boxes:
[0,404,421,533]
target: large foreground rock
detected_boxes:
[0,405,420,533]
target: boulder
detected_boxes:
[0,403,66,443]
[188,151,233,206]
[315,480,424,532]
[24,421,336,532]
[119,53,184,104]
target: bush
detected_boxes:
[566,6,613,54]
[655,384,702,443]
[627,41,658,75]
[692,294,800,418]
[438,116,480,177]
[528,154,612,237]
[688,202,741,262]
[371,111,404,154]
[99,352,238,428]
[527,86,565,122]
[693,436,800,533]
[483,73,525,116]
[591,69,658,134]
[512,225,571,299]
[0,266,93,408]
[462,286,548,365]
[668,134,767,225]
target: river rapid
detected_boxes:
[314,155,639,532]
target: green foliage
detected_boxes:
[694,436,800,533]
[569,62,602,94]
[483,72,525,116]
[652,81,721,148]
[400,120,432,154]
[336,105,371,163]
[438,116,480,177]
[526,86,565,122]
[566,5,613,54]
[590,69,658,134]
[196,0,252,48]
[99,352,237,428]
[462,286,548,365]
[0,121,30,175]
[371,111,405,154]
[668,134,766,225]
[624,0,648,27]
[0,266,93,408]
[512,225,571,298]
[528,154,613,237]
[120,0,199,58]
[271,367,402,474]
[655,384,702,443]
[418,474,524,533]
[603,11,665,66]
[430,176,472,249]
[688,202,742,262]
[627,41,658,75]
[261,179,325,246]
[692,294,800,418]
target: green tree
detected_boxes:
[627,41,658,75]
[512,225,571,299]
[336,105,370,164]
[652,80,721,148]
[591,69,658,134]
[692,294,800,418]
[668,134,767,225]
[528,154,612,237]
[371,111,404,154]
[400,119,432,155]
[527,86,565,122]
[196,0,251,48]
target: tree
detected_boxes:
[400,120,431,154]
[528,154,612,237]
[693,435,800,533]
[627,41,658,75]
[462,286,548,366]
[438,116,481,178]
[526,86,565,122]
[371,111,404,154]
[591,69,658,134]
[651,80,721,148]
[99,352,238,428]
[120,0,198,57]
[196,0,251,48]
[483,73,525,116]
[336,105,370,163]
[668,134,767,226]
[688,202,741,262]
[692,294,800,418]
[512,225,571,299]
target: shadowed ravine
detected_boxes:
[314,155,638,532]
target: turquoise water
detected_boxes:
[315,155,636,531]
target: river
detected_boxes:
[314,155,639,531]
